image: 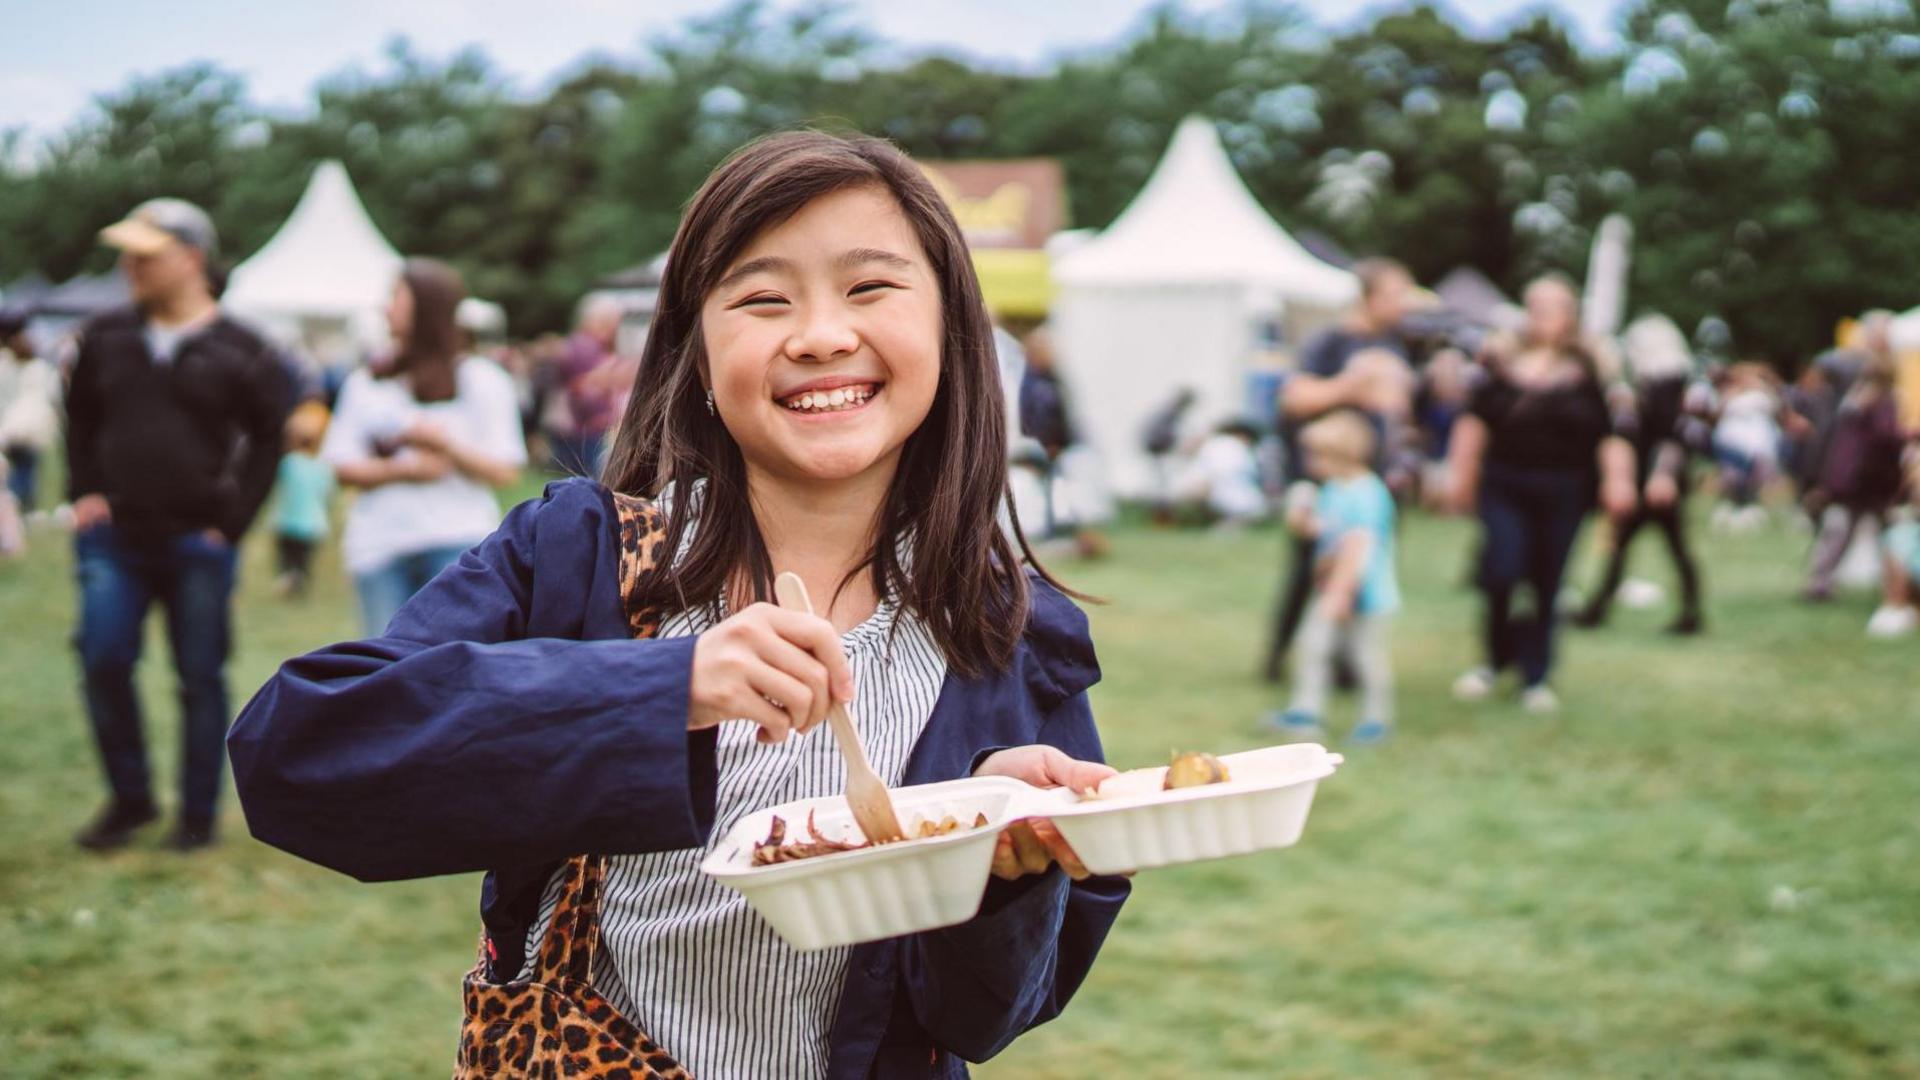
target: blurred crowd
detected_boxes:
[5,185,1917,850]
[990,257,1920,740]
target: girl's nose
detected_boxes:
[783,306,860,364]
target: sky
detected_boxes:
[3,0,1623,139]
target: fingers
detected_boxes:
[990,831,1020,880]
[1035,746,1118,794]
[744,665,814,738]
[725,688,794,744]
[759,606,856,702]
[746,624,833,733]
[1007,821,1051,876]
[1029,818,1091,881]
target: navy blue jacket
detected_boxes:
[228,479,1128,1078]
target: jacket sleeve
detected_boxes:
[227,491,718,883]
[64,330,103,500]
[219,344,295,540]
[896,691,1131,1063]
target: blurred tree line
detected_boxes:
[1,0,1915,363]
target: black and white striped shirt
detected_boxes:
[520,587,947,1078]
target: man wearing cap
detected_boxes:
[68,198,292,852]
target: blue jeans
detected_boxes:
[74,525,237,823]
[5,445,38,509]
[1476,463,1592,688]
[354,544,470,636]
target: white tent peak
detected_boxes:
[1053,116,1356,306]
[226,160,402,319]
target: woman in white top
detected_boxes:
[0,314,62,511]
[322,259,525,634]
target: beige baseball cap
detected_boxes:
[99,198,219,257]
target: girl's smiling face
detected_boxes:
[701,184,943,487]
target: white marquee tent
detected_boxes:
[225,160,403,363]
[1050,116,1357,495]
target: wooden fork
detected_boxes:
[772,572,906,844]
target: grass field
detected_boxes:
[3,479,1916,1078]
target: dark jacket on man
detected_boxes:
[66,305,293,541]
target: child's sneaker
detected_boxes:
[1262,709,1326,742]
[1349,719,1393,745]
[1866,604,1918,639]
[1520,684,1561,714]
[1451,666,1496,702]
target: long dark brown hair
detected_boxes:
[604,130,1062,678]
[384,258,465,403]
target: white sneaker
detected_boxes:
[1521,685,1561,714]
[1866,605,1918,639]
[1452,667,1496,702]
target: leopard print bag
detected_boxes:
[453,492,691,1079]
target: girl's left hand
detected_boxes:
[974,746,1116,881]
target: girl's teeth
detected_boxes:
[787,386,872,411]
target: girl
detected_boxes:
[1447,314,1637,713]
[1573,314,1705,635]
[321,259,526,634]
[228,131,1126,1078]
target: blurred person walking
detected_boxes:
[66,198,293,851]
[551,296,627,477]
[323,259,525,635]
[1262,257,1414,681]
[1803,351,1907,601]
[1573,315,1705,634]
[1447,275,1637,713]
[0,309,60,513]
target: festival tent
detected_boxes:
[1433,266,1517,327]
[224,160,403,364]
[1050,116,1357,495]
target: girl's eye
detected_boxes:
[850,281,898,297]
[735,294,787,309]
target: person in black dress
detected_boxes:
[1445,276,1637,712]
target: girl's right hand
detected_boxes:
[688,603,855,744]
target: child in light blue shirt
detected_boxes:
[273,403,334,598]
[1270,410,1398,744]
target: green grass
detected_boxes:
[3,487,1916,1078]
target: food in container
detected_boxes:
[701,776,1028,951]
[1035,744,1343,876]
[751,809,991,866]
[1163,750,1230,789]
[703,744,1342,950]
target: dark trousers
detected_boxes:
[5,444,38,509]
[73,525,237,824]
[275,533,316,577]
[1477,464,1591,688]
[1264,533,1318,681]
[1581,502,1701,622]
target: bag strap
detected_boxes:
[528,488,669,986]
